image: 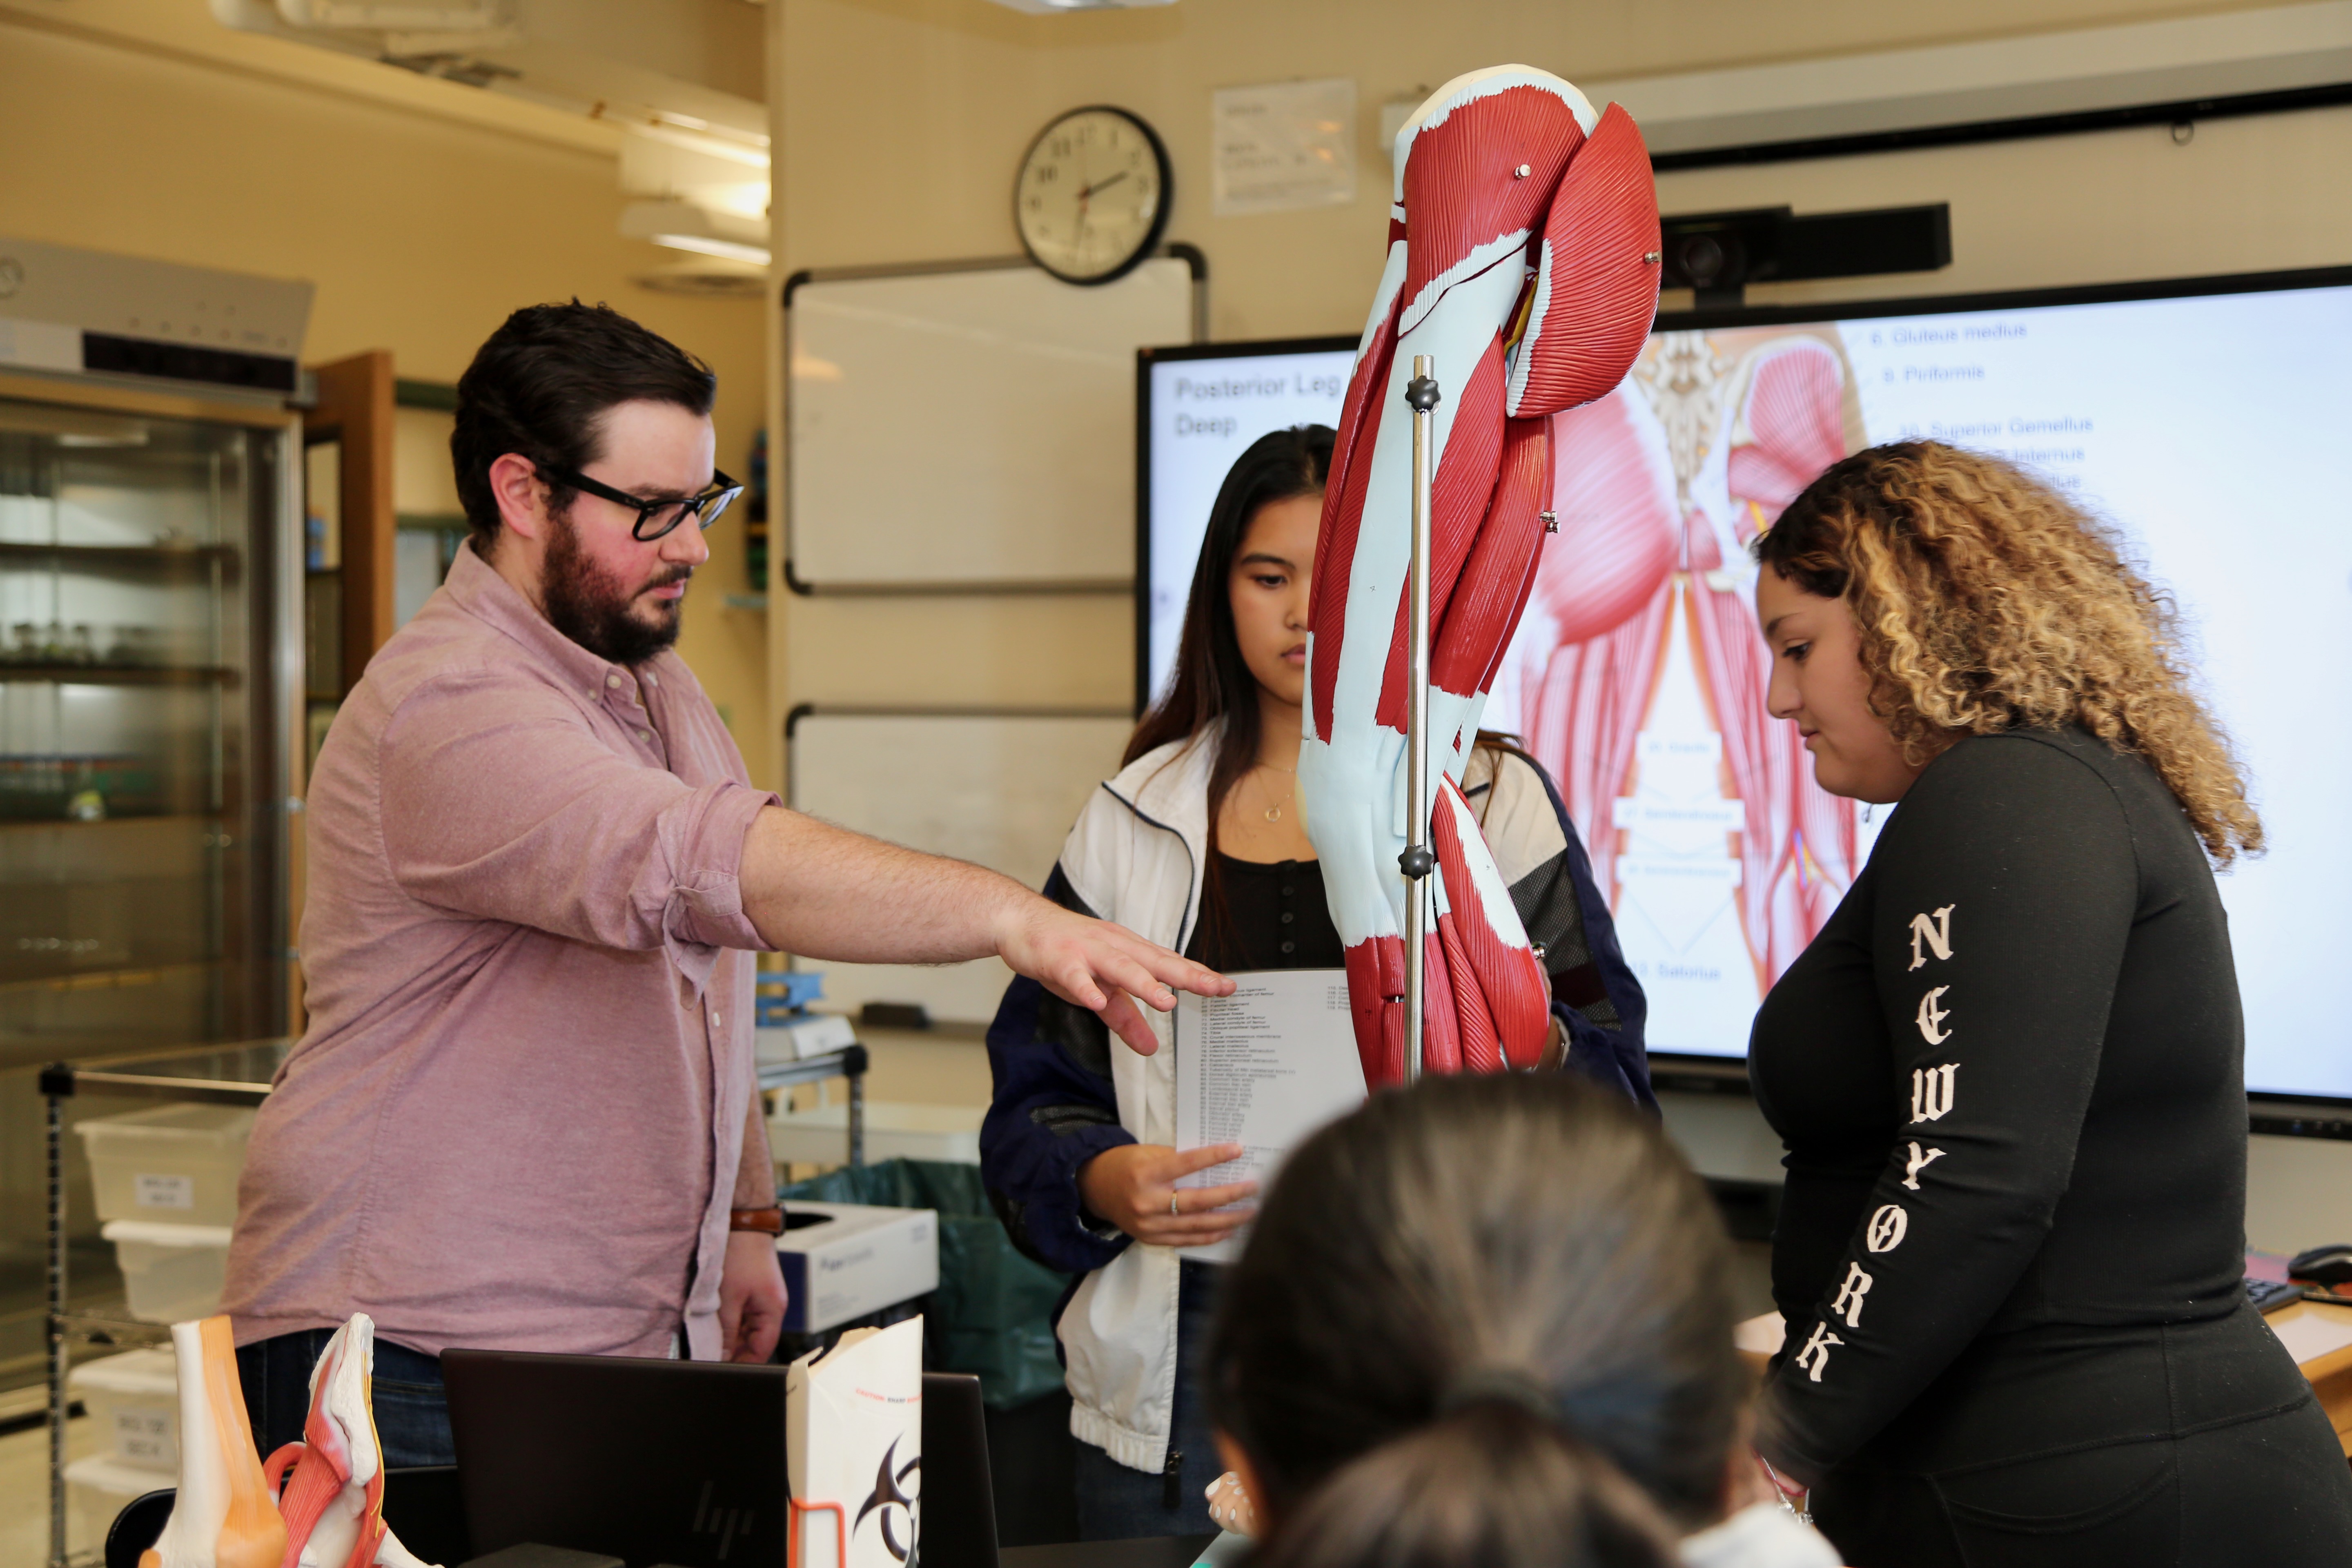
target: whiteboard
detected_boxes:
[786,708,1135,1025]
[786,255,1199,590]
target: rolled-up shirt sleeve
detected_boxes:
[379,670,778,988]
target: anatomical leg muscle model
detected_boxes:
[138,1313,438,1568]
[1299,65,1662,1088]
[261,1314,439,1568]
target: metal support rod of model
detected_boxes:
[1400,355,1441,1084]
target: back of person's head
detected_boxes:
[1207,1073,1745,1568]
[1127,423,1334,765]
[1755,438,2258,862]
[451,301,717,555]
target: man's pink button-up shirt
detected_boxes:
[226,542,779,1361]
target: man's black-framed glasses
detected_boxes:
[546,464,743,541]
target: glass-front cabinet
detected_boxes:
[0,374,298,1385]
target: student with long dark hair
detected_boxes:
[1206,1073,1840,1568]
[981,425,1647,1538]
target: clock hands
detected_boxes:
[1073,169,1130,257]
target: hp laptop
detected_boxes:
[443,1349,998,1568]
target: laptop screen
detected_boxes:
[443,1350,997,1568]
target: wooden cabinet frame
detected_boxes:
[305,351,397,691]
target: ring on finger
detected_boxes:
[1169,1190,1181,1217]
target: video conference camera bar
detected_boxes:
[1659,203,1953,310]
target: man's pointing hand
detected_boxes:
[992,900,1232,1055]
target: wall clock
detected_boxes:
[1014,105,1172,285]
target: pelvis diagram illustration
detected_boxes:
[141,1312,437,1568]
[1490,328,1866,1047]
[1299,65,1661,1087]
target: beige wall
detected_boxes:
[0,10,775,786]
[766,0,2352,1240]
[768,0,2352,740]
[771,0,2333,299]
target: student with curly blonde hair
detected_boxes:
[1742,440,2352,1566]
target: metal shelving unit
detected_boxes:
[2,666,238,686]
[39,1042,868,1568]
[0,375,303,1568]
[761,1044,871,1167]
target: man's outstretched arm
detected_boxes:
[738,806,1230,1053]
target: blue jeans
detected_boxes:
[237,1329,454,1468]
[1073,1260,1223,1541]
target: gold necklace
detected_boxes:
[1255,757,1297,823]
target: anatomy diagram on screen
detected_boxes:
[1488,326,1866,1046]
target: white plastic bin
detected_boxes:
[102,1219,234,1323]
[65,1453,175,1557]
[69,1347,180,1472]
[768,1099,983,1167]
[76,1103,255,1228]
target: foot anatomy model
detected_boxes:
[139,1317,285,1568]
[261,1314,439,1568]
[1299,65,1660,1086]
[137,1312,437,1568]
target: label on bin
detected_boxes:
[114,1410,176,1468]
[134,1173,194,1210]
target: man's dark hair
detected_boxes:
[450,301,717,550]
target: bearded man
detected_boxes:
[223,303,1225,1464]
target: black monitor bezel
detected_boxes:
[1133,263,2352,1114]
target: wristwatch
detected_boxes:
[730,1207,785,1234]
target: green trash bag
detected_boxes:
[781,1158,1073,1410]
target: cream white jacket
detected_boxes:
[979,728,1648,1472]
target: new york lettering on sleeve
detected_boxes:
[1755,735,2137,1477]
[1796,902,1957,1387]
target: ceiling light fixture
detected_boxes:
[620,199,770,266]
[647,233,772,266]
[979,0,1174,12]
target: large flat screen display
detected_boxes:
[1136,270,2352,1101]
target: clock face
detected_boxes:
[1015,107,1171,285]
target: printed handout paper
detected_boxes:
[1174,969,1365,1264]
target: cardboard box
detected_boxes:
[777,1201,938,1334]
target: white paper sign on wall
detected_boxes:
[1211,78,1357,216]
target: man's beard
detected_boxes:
[540,508,689,666]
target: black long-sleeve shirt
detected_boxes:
[1749,727,2272,1479]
